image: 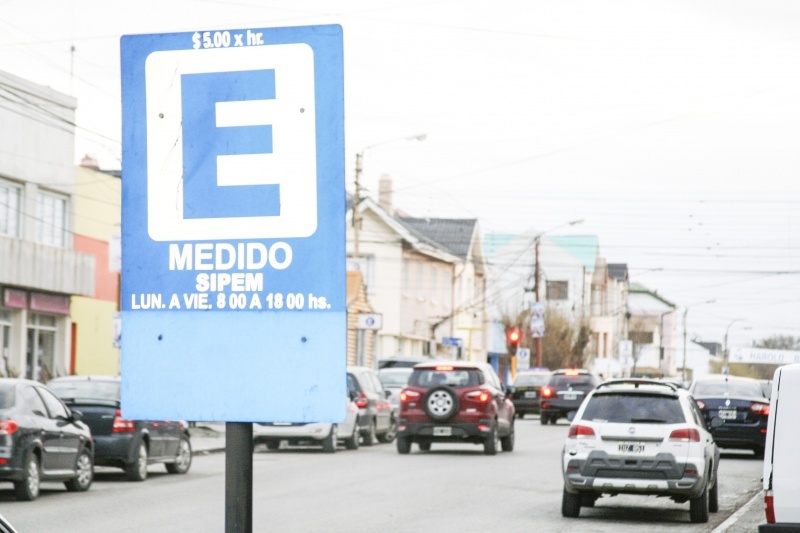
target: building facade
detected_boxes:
[0,70,94,381]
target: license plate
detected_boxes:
[618,442,646,454]
[718,409,737,420]
[524,391,537,398]
[433,426,452,436]
[563,393,577,401]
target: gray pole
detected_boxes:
[225,422,253,533]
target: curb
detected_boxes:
[712,490,763,533]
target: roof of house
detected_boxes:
[546,235,599,273]
[394,216,477,260]
[629,282,676,309]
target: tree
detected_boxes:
[501,307,588,371]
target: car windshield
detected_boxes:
[378,369,413,387]
[582,393,686,424]
[693,380,763,398]
[514,373,549,387]
[0,384,14,409]
[409,369,482,388]
[550,374,594,388]
[48,380,120,402]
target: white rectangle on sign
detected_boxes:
[356,313,382,330]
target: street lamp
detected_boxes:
[723,319,751,374]
[352,133,427,258]
[681,299,716,383]
[532,219,584,368]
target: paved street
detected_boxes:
[0,416,762,532]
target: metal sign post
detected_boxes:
[121,24,345,532]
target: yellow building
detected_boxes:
[70,158,121,375]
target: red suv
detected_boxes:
[396,362,515,455]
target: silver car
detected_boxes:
[253,398,360,453]
[378,367,414,415]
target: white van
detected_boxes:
[761,364,800,530]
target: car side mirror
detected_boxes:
[709,417,724,429]
[384,390,391,399]
[348,390,356,401]
[70,409,83,423]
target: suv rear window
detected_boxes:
[582,393,685,424]
[0,384,14,409]
[693,380,763,398]
[514,373,549,387]
[549,374,595,388]
[48,380,120,402]
[409,369,483,389]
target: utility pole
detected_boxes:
[352,152,363,259]
[534,238,543,368]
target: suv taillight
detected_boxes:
[400,389,420,402]
[354,391,369,409]
[750,403,770,416]
[765,490,775,523]
[112,409,136,433]
[568,425,595,438]
[669,428,700,442]
[541,387,553,398]
[0,420,18,435]
[466,390,491,403]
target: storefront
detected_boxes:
[1,287,71,382]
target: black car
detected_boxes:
[0,378,94,501]
[347,366,396,445]
[509,370,551,418]
[48,375,192,481]
[689,374,769,458]
[539,369,599,425]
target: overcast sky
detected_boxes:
[1,0,799,349]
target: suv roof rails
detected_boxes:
[596,378,679,393]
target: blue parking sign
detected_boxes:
[120,25,345,423]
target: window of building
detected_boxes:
[26,312,57,382]
[0,180,22,238]
[417,262,425,300]
[546,280,569,300]
[36,191,68,247]
[431,267,438,303]
[629,331,654,345]
[0,309,11,377]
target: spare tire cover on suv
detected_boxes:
[423,386,460,422]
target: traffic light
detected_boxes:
[507,327,522,349]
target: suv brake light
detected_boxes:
[435,366,453,371]
[466,390,491,403]
[669,428,700,442]
[354,391,369,409]
[750,403,770,416]
[565,370,580,376]
[765,490,775,523]
[541,387,553,398]
[399,389,420,402]
[568,425,595,438]
[112,409,136,433]
[0,420,18,435]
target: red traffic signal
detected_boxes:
[507,327,522,347]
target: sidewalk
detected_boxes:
[186,422,768,530]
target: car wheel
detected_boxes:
[562,489,582,518]
[517,412,525,419]
[581,494,597,508]
[14,451,40,501]
[484,423,500,456]
[65,448,94,492]
[501,421,515,452]
[709,477,719,513]
[322,425,337,453]
[344,423,360,450]
[418,442,431,452]
[378,416,397,443]
[265,441,280,451]
[549,415,558,425]
[753,446,765,460]
[125,441,149,482]
[689,482,710,523]
[166,436,192,474]
[540,414,549,425]
[396,436,411,454]
[362,419,377,446]
[422,386,460,422]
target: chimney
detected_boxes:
[378,173,393,214]
[80,155,99,169]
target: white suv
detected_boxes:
[561,379,721,523]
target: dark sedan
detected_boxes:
[48,375,192,481]
[689,374,769,458]
[509,370,551,418]
[0,378,94,500]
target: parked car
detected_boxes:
[508,369,551,417]
[347,366,396,445]
[0,378,94,501]
[378,367,414,415]
[377,356,432,369]
[539,369,599,425]
[253,397,360,453]
[561,378,721,523]
[761,364,800,530]
[47,375,192,481]
[395,362,515,455]
[689,374,769,458]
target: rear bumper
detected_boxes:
[711,425,766,450]
[512,398,540,413]
[540,400,583,418]
[93,434,138,466]
[398,420,494,443]
[759,524,800,532]
[253,423,333,443]
[563,450,705,499]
